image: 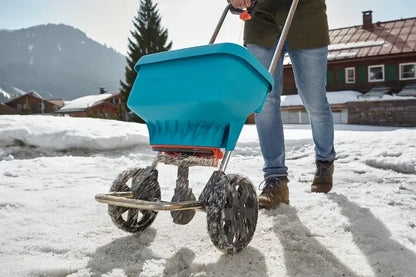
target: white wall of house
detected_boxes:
[281,110,348,124]
[333,110,348,124]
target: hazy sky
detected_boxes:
[1,0,415,55]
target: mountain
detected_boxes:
[0,24,126,102]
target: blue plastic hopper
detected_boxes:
[127,42,273,151]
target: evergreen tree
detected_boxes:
[120,0,172,122]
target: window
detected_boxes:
[112,98,121,104]
[345,67,355,83]
[400,63,416,80]
[368,65,384,82]
[17,104,22,109]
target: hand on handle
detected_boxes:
[229,0,258,21]
[230,0,252,9]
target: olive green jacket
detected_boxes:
[244,0,329,49]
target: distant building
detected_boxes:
[47,99,65,109]
[0,103,23,115]
[278,91,416,127]
[283,11,416,95]
[273,11,416,127]
[56,92,124,119]
[3,91,60,114]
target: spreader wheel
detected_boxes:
[108,167,161,233]
[205,173,258,254]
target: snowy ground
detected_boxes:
[0,115,415,277]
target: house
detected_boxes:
[3,91,60,114]
[278,91,416,127]
[47,99,65,109]
[275,11,416,127]
[0,103,23,115]
[56,92,124,119]
[283,11,416,95]
[327,11,416,94]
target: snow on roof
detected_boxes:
[326,90,363,104]
[327,52,358,61]
[328,17,416,59]
[281,91,362,106]
[58,93,114,112]
[283,40,389,64]
[28,91,42,99]
[280,90,415,107]
[398,84,416,96]
[285,52,360,63]
[359,93,416,101]
[328,40,385,51]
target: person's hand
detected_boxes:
[230,0,252,9]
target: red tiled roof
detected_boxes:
[328,17,416,61]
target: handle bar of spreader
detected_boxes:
[210,0,300,77]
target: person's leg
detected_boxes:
[289,46,336,193]
[288,46,336,162]
[246,43,288,178]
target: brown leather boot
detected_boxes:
[311,160,334,193]
[258,176,289,210]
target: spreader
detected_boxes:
[95,0,299,254]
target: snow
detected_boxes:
[1,115,416,277]
[328,40,385,51]
[281,90,416,107]
[0,115,147,153]
[287,41,386,63]
[281,90,363,106]
[28,90,43,99]
[327,52,358,60]
[57,93,115,112]
[11,86,27,96]
[325,90,362,104]
[0,87,11,99]
[285,40,385,64]
[326,41,388,60]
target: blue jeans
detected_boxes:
[247,42,336,178]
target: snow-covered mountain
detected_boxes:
[0,24,126,102]
[0,87,13,100]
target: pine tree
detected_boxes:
[120,0,172,122]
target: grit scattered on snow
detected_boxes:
[0,115,415,277]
